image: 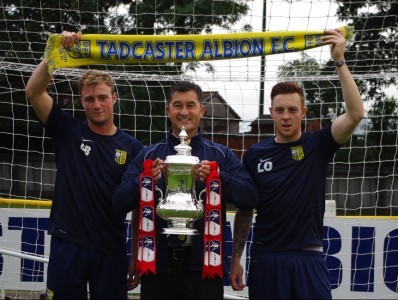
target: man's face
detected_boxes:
[166,90,205,138]
[81,83,116,126]
[269,92,307,143]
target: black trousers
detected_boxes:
[140,247,224,299]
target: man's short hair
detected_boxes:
[78,70,115,94]
[168,81,203,104]
[270,81,305,107]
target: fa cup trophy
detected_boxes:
[156,126,204,235]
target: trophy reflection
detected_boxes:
[156,126,204,235]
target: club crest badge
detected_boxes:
[64,40,92,59]
[290,146,304,161]
[304,34,323,48]
[115,149,127,165]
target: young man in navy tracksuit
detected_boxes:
[230,28,364,299]
[26,31,143,299]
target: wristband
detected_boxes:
[334,59,346,68]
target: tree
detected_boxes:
[277,53,397,165]
[335,1,397,102]
[365,96,398,168]
[0,0,253,147]
[333,1,398,166]
[277,1,398,166]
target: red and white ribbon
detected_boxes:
[203,161,223,279]
[137,159,157,275]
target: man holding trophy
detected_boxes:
[113,81,259,299]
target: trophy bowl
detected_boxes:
[156,127,204,235]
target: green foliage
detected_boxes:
[121,0,250,35]
[365,97,398,166]
[278,2,397,165]
[0,0,252,149]
[335,1,398,164]
[336,0,397,99]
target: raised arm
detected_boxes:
[322,28,364,144]
[230,208,254,291]
[25,31,82,124]
[25,59,54,124]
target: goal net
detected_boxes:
[0,0,397,299]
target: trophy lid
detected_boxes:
[164,126,200,164]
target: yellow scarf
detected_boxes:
[44,26,353,74]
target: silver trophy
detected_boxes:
[156,126,204,235]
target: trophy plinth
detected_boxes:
[156,126,204,235]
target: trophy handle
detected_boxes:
[156,187,164,202]
[198,189,206,204]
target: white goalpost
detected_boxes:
[0,0,397,299]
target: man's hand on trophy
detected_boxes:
[152,158,165,185]
[193,160,211,182]
[192,164,200,182]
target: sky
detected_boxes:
[186,0,348,131]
